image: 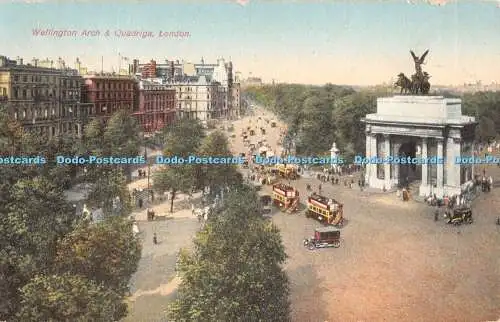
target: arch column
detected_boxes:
[383,134,391,188]
[421,137,428,187]
[365,132,377,186]
[436,138,444,194]
[392,140,402,184]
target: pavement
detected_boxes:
[124,218,200,322]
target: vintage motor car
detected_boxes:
[303,227,341,250]
[259,193,272,216]
[444,206,473,225]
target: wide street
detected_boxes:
[125,105,500,322]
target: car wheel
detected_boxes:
[308,243,316,250]
[332,240,341,248]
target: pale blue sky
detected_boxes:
[1,1,499,85]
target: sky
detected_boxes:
[1,1,499,85]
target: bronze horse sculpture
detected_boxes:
[394,49,432,95]
[395,73,412,94]
[395,72,431,95]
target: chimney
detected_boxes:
[133,59,139,74]
[19,58,23,65]
[227,61,233,88]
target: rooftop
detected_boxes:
[309,193,340,205]
[273,183,295,192]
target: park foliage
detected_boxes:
[167,185,290,322]
[244,84,500,160]
[0,107,141,321]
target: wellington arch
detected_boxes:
[361,95,477,198]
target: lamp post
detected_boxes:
[330,142,340,170]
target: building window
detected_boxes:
[22,110,26,118]
[52,108,55,115]
[22,90,27,99]
[22,76,27,82]
[14,112,17,119]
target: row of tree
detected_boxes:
[150,118,291,321]
[244,85,500,159]
[0,107,142,321]
[153,118,243,211]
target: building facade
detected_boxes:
[83,74,135,119]
[141,60,157,79]
[363,95,477,198]
[132,57,238,122]
[0,55,92,137]
[132,80,176,133]
[173,75,217,122]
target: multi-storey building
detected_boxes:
[132,79,176,133]
[172,75,217,122]
[0,55,92,137]
[141,60,157,79]
[232,82,242,118]
[133,57,238,122]
[82,74,135,119]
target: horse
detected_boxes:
[395,73,412,94]
[411,72,431,94]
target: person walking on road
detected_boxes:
[318,184,322,195]
[153,233,158,245]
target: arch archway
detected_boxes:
[398,141,419,187]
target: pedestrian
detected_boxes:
[191,204,195,216]
[318,184,322,195]
[434,208,439,221]
[138,198,143,209]
[153,233,158,245]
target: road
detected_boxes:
[125,104,500,321]
[242,106,500,322]
[124,218,201,322]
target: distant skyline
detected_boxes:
[1,1,500,85]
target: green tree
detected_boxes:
[83,111,141,181]
[0,177,76,319]
[86,169,131,216]
[0,105,24,154]
[196,130,242,199]
[54,217,141,295]
[332,91,377,159]
[462,91,500,142]
[17,274,126,322]
[168,186,290,321]
[103,109,141,157]
[154,118,206,212]
[39,134,83,188]
[83,118,105,155]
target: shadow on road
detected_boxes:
[288,264,330,322]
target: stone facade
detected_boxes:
[133,80,176,133]
[363,96,477,198]
[0,55,92,137]
[83,75,135,119]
